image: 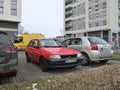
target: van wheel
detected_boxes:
[26,53,31,62]
[99,60,108,64]
[39,58,48,72]
[81,53,89,66]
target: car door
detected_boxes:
[26,40,35,60]
[28,39,40,62]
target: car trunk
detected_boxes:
[0,45,12,64]
[97,44,112,58]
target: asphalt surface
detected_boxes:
[0,51,120,85]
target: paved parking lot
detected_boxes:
[0,51,120,85]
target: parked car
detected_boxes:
[0,31,18,76]
[25,38,83,72]
[62,37,113,65]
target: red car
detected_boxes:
[25,39,83,72]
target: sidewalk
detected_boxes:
[113,48,120,52]
[112,48,120,60]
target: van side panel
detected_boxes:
[14,34,44,50]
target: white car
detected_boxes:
[62,37,113,65]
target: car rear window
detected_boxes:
[0,33,13,45]
[88,37,108,44]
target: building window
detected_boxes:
[103,2,106,9]
[95,22,99,26]
[103,21,107,25]
[0,0,3,3]
[89,23,92,28]
[0,7,3,14]
[11,9,17,16]
[11,0,17,5]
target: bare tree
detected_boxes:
[18,25,29,34]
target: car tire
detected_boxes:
[99,60,108,64]
[70,65,77,68]
[6,70,17,77]
[26,52,31,62]
[39,58,48,72]
[11,70,17,76]
[81,53,90,66]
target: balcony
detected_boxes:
[65,7,72,12]
[65,22,73,28]
[65,10,73,18]
[65,0,73,6]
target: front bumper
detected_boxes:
[45,58,83,68]
[0,59,18,74]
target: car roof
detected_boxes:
[64,36,98,40]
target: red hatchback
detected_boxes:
[25,39,83,72]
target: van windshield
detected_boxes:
[13,36,23,43]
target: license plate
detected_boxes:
[101,48,108,51]
[65,59,76,63]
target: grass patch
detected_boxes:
[0,65,120,90]
[113,52,120,60]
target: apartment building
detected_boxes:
[64,0,120,47]
[0,0,21,38]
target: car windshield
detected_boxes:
[88,37,108,44]
[40,39,62,47]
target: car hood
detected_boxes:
[42,47,80,55]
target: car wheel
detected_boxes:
[7,70,17,76]
[26,52,31,62]
[39,58,48,72]
[81,53,90,66]
[11,70,17,76]
[99,60,108,64]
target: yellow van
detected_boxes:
[13,34,45,50]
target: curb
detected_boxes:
[112,58,120,61]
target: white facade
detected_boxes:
[64,0,120,47]
[0,0,21,37]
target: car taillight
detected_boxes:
[90,44,98,50]
[2,46,17,53]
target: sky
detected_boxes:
[21,0,64,38]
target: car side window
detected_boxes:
[28,40,34,46]
[33,40,38,47]
[62,39,70,45]
[28,40,38,47]
[69,38,82,45]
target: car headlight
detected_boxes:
[50,55,61,59]
[77,53,82,58]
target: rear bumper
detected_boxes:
[45,58,83,68]
[0,59,18,75]
[90,50,113,61]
